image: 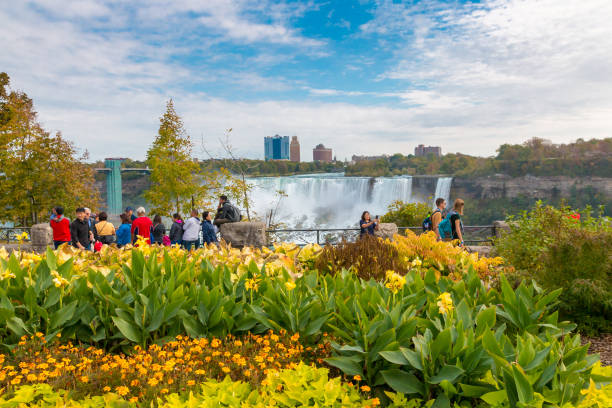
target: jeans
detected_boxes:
[183,240,200,251]
[53,240,70,249]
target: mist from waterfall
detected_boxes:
[247,173,453,228]
[433,177,453,208]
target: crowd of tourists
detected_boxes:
[360,197,466,246]
[49,195,242,250]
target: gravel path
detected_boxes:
[583,334,612,366]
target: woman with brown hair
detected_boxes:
[450,199,465,246]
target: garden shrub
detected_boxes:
[380,200,430,227]
[495,203,612,334]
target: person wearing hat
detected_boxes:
[125,206,137,222]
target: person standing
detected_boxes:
[169,213,184,246]
[131,207,153,244]
[49,206,71,248]
[115,213,132,247]
[431,198,446,241]
[359,211,379,238]
[201,211,218,246]
[125,207,137,222]
[213,195,240,226]
[84,207,96,244]
[70,208,91,250]
[152,215,166,245]
[182,210,201,250]
[450,199,465,247]
[94,212,116,245]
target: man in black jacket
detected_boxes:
[213,195,240,226]
[70,208,91,250]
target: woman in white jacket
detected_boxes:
[182,209,201,250]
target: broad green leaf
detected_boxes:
[324,356,363,377]
[429,365,464,384]
[381,369,425,396]
[111,316,142,343]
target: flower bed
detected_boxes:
[0,236,609,407]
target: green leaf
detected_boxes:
[476,305,496,329]
[379,350,409,365]
[429,365,464,384]
[481,390,508,406]
[432,328,452,362]
[512,365,534,403]
[400,347,423,371]
[324,356,363,377]
[49,301,77,330]
[111,316,142,343]
[381,369,425,396]
[431,394,451,408]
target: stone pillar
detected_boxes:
[30,223,53,253]
[493,221,511,239]
[220,222,267,248]
[374,223,398,240]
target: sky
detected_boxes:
[1,0,611,162]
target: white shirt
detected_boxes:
[182,217,200,241]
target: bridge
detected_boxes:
[95,159,150,215]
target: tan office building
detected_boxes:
[290,136,300,162]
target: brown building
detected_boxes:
[312,143,333,162]
[414,144,442,157]
[290,136,300,162]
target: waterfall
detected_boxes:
[248,173,417,228]
[433,177,453,208]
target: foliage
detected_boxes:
[495,203,612,334]
[380,201,431,227]
[0,72,99,226]
[144,99,202,215]
[201,157,344,177]
[315,232,505,282]
[0,331,329,403]
[0,240,607,408]
[345,137,612,178]
[0,364,382,408]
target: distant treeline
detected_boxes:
[345,138,612,177]
[91,137,611,178]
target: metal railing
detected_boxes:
[266,225,495,246]
[0,227,31,243]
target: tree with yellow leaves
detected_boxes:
[0,72,99,226]
[144,99,202,215]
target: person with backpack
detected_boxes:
[438,198,465,246]
[169,213,184,246]
[213,195,241,226]
[151,215,166,245]
[422,198,446,240]
[182,209,201,250]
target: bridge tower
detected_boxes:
[104,158,124,215]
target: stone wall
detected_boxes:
[220,222,267,248]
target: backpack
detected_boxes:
[422,209,441,231]
[225,203,242,222]
[438,211,456,239]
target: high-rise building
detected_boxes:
[414,144,442,157]
[312,144,333,162]
[290,136,300,162]
[264,135,290,160]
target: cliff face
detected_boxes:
[452,175,612,200]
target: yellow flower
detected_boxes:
[245,278,259,292]
[147,378,159,386]
[361,385,371,392]
[353,375,361,381]
[285,280,296,291]
[115,386,129,396]
[80,376,89,383]
[437,292,454,315]
[222,366,231,373]
[103,386,111,392]
[187,380,195,386]
[384,270,406,294]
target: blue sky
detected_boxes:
[2,0,612,161]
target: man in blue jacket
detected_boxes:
[201,211,218,246]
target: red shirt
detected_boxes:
[50,217,71,242]
[131,216,153,243]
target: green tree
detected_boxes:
[0,72,99,226]
[145,99,201,215]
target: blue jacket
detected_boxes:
[201,220,218,244]
[116,224,132,246]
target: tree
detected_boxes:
[144,100,201,215]
[0,72,99,226]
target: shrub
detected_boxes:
[495,203,612,334]
[380,201,431,227]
